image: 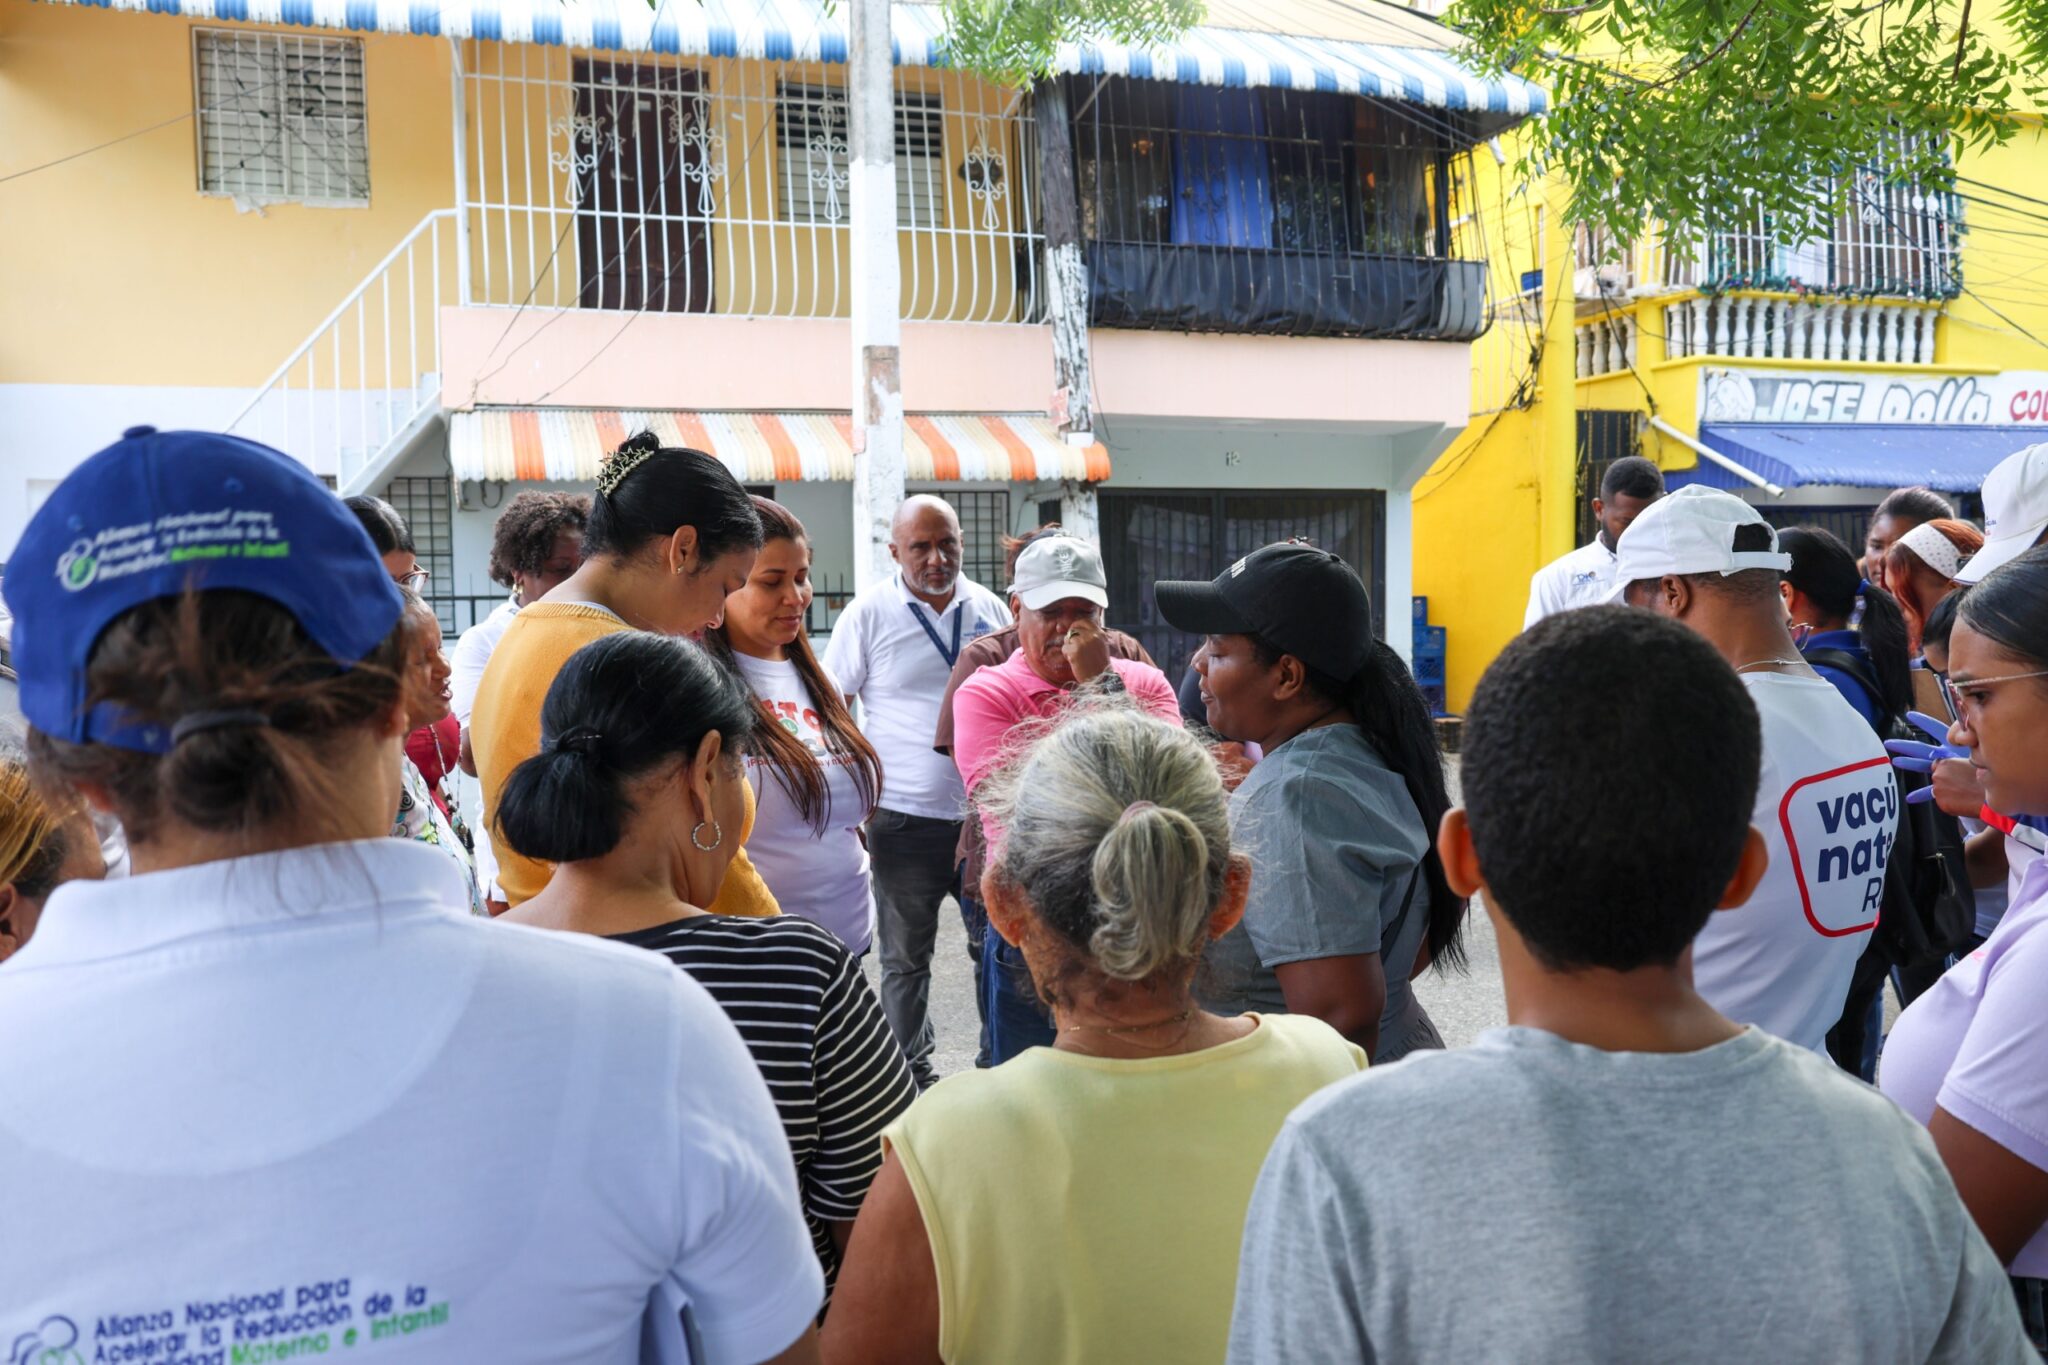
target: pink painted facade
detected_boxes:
[440,307,1470,429]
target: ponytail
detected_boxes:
[1855,583,1914,724]
[1339,641,1466,973]
[1250,634,1467,972]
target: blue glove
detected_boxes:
[1885,711,1965,804]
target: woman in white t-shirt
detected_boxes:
[704,498,884,954]
[0,429,823,1365]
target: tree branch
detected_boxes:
[1639,0,1766,92]
[1953,0,1973,78]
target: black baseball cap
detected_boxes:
[1153,542,1374,680]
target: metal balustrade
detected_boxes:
[1576,295,1940,377]
[460,43,1045,323]
[1574,135,1964,303]
[223,209,460,491]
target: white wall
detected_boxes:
[0,384,254,559]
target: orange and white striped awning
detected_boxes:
[448,409,1112,486]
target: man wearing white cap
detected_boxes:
[1616,486,1900,1053]
[1957,442,2048,585]
[948,534,1183,1061]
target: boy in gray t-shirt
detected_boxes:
[1229,607,2032,1365]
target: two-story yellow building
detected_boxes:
[1416,80,2048,709]
[1,0,1543,682]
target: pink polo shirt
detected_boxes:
[950,649,1183,840]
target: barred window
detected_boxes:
[775,82,945,227]
[194,29,369,206]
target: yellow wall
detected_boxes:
[0,0,457,386]
[1417,105,2048,712]
[0,5,1035,391]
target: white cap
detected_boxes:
[1609,485,1792,597]
[1009,534,1109,611]
[1955,442,2048,584]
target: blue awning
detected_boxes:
[42,0,1545,133]
[1669,423,2034,494]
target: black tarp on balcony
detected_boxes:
[1086,243,1489,340]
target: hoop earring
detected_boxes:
[690,820,723,852]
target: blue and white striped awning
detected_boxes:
[51,0,1546,132]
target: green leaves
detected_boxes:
[1446,0,2038,246]
[934,0,1205,87]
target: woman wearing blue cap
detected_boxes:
[1154,542,1466,1064]
[0,427,823,1363]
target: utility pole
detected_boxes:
[848,0,904,591]
[1032,77,1100,544]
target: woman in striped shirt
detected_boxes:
[495,630,917,1289]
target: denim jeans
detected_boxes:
[958,875,992,1068]
[867,808,961,1087]
[982,922,1056,1063]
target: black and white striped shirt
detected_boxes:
[612,914,917,1285]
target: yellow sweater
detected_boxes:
[470,602,778,917]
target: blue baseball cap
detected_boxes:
[3,426,406,753]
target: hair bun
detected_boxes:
[596,431,663,499]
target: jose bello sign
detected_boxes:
[1702,368,2048,427]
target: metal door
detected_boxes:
[1100,488,1384,684]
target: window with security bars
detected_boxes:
[935,490,1011,590]
[775,83,946,227]
[382,476,454,631]
[194,29,369,205]
[1574,411,1642,550]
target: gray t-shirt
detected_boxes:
[1198,724,1436,1062]
[1228,1026,2033,1365]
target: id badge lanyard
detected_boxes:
[910,600,964,668]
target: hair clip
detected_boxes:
[596,439,660,499]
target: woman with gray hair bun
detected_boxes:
[823,705,1365,1365]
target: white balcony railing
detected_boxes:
[224,210,460,490]
[1574,138,1964,303]
[1577,295,1939,377]
[460,42,1044,323]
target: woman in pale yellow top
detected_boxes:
[471,431,781,917]
[824,706,1366,1365]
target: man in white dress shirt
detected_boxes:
[1524,455,1665,627]
[823,496,1010,1085]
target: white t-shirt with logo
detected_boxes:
[1693,673,1898,1053]
[1523,539,1618,627]
[820,573,1009,821]
[735,652,878,954]
[0,839,823,1364]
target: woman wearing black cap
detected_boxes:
[1155,542,1466,1063]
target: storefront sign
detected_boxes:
[1701,368,2048,427]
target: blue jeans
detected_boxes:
[982,922,1056,1063]
[959,876,992,1068]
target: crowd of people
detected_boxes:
[0,421,2045,1362]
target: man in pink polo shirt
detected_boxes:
[950,533,1182,1061]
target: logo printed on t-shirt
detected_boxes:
[1778,756,1899,937]
[15,1278,454,1363]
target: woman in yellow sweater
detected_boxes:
[471,431,780,916]
[823,705,1366,1364]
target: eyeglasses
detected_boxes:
[398,568,431,593]
[1940,668,2048,723]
